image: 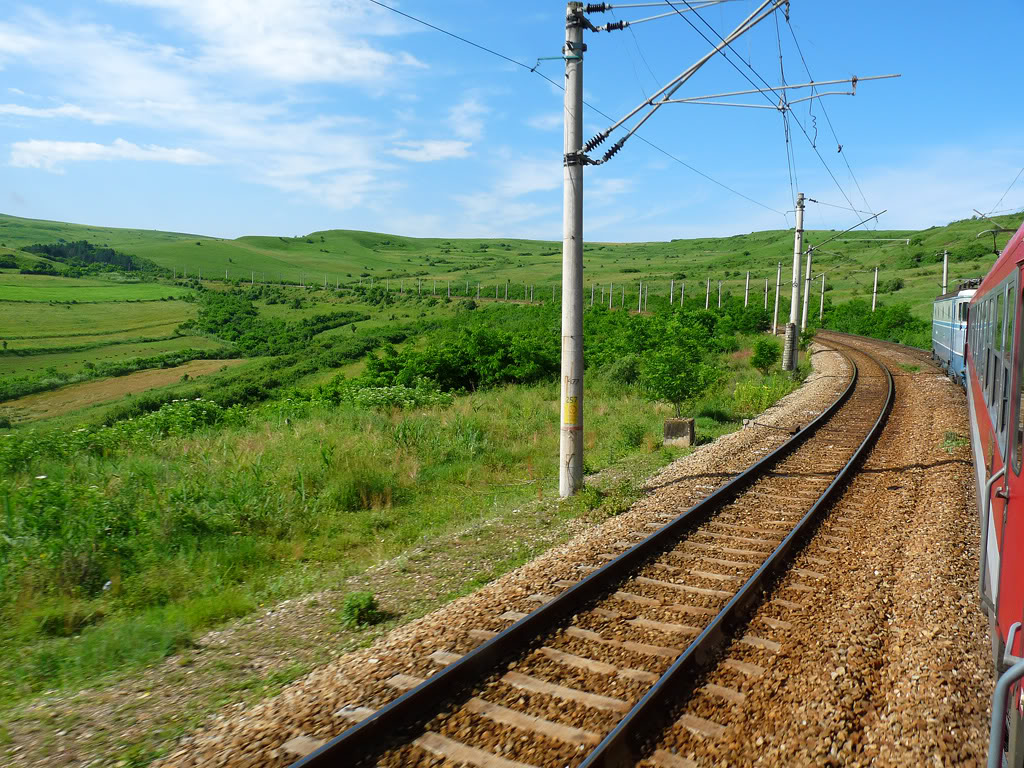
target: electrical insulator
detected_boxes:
[585,3,608,12]
[602,139,625,163]
[584,133,608,152]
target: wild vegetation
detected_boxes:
[0,293,803,703]
[0,206,1007,741]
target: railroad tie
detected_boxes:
[414,732,538,768]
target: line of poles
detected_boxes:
[168,266,887,320]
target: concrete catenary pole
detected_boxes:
[820,272,826,321]
[591,283,595,307]
[872,266,878,312]
[764,277,768,309]
[801,247,813,331]
[680,282,685,306]
[744,271,750,307]
[705,278,710,309]
[718,280,722,308]
[559,2,585,498]
[942,249,949,294]
[609,283,613,309]
[783,192,805,370]
[644,283,648,311]
[670,279,674,304]
[638,283,643,313]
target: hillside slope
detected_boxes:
[2,210,1020,319]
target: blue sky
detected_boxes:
[1,1,1022,241]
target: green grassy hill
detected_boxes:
[2,210,1021,320]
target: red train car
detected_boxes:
[966,219,1024,763]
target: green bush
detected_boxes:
[751,337,781,375]
[338,592,384,629]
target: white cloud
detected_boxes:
[10,138,215,171]
[8,87,25,95]
[588,176,633,202]
[388,140,470,163]
[526,112,562,131]
[495,157,560,197]
[449,97,488,141]
[109,0,423,84]
[0,103,118,124]
[264,171,380,211]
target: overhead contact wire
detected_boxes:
[666,0,861,219]
[367,0,786,218]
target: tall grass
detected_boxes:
[0,376,676,700]
[0,333,803,702]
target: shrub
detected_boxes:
[751,337,781,375]
[639,327,722,418]
[338,592,384,629]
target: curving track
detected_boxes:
[291,341,895,768]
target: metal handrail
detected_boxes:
[988,622,1024,768]
[980,466,1007,612]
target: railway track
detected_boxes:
[291,340,894,768]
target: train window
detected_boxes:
[993,290,1007,408]
[1017,282,1024,473]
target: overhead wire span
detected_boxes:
[365,0,786,219]
[988,167,1024,216]
[774,7,797,209]
[807,197,877,216]
[785,17,876,226]
[664,0,867,221]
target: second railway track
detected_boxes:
[292,339,895,768]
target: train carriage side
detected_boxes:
[966,221,1024,762]
[933,288,975,383]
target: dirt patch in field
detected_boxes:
[0,359,244,423]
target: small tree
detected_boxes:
[751,337,781,376]
[640,329,721,418]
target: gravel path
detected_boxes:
[155,347,851,768]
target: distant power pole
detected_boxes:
[717,280,722,308]
[670,279,674,304]
[770,262,778,333]
[705,278,710,309]
[942,250,949,294]
[820,273,826,321]
[608,283,613,309]
[801,247,813,331]
[644,283,648,311]
[558,1,585,497]
[783,193,804,370]
[744,271,749,307]
[638,283,643,312]
[872,266,878,312]
[764,277,768,309]
[680,282,685,306]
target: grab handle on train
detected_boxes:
[980,466,1007,613]
[988,623,1024,768]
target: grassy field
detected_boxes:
[0,324,794,705]
[2,210,1020,322]
[0,335,221,377]
[0,272,187,302]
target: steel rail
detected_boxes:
[290,346,875,768]
[817,328,932,363]
[577,341,894,767]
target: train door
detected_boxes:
[1001,271,1024,765]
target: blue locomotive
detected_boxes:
[932,282,978,384]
